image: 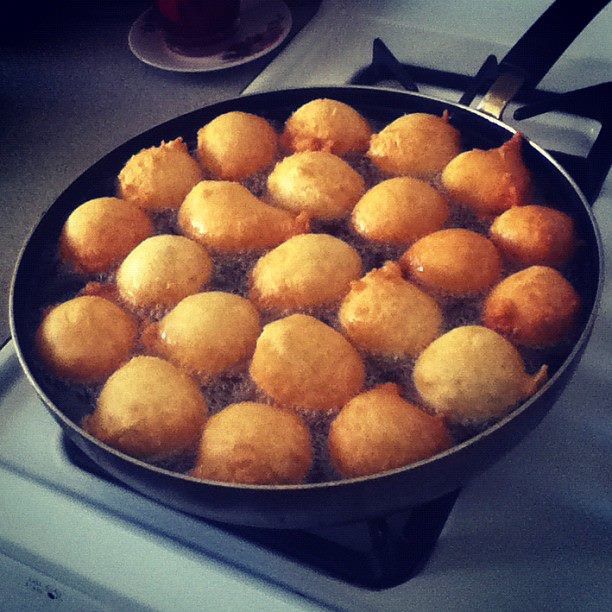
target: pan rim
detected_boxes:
[9,85,605,493]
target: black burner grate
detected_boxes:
[351,38,612,204]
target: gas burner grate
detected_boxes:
[61,434,459,589]
[351,38,612,204]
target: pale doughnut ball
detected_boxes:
[267,151,366,220]
[36,296,136,383]
[413,325,547,426]
[401,228,501,297]
[192,402,312,485]
[328,384,452,478]
[368,112,461,178]
[148,292,261,380]
[118,138,202,211]
[483,266,581,348]
[351,177,449,245]
[339,262,443,358]
[117,235,213,309]
[197,111,278,180]
[249,314,366,411]
[59,197,153,274]
[490,204,576,268]
[250,234,362,311]
[84,356,207,462]
[178,180,309,253]
[441,133,532,217]
[281,98,372,155]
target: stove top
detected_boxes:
[2,1,611,609]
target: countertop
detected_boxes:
[0,0,320,342]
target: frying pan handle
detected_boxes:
[477,0,610,118]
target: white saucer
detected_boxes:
[129,0,292,73]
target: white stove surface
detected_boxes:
[2,1,611,610]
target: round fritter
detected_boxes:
[351,177,449,246]
[118,138,202,211]
[368,111,461,178]
[146,292,261,380]
[192,402,312,485]
[178,180,309,253]
[267,151,366,220]
[483,266,581,348]
[250,234,362,311]
[59,197,153,274]
[36,296,136,383]
[84,356,207,462]
[401,228,501,297]
[441,133,531,216]
[339,262,442,358]
[413,326,547,426]
[197,111,278,180]
[116,235,213,310]
[328,383,452,478]
[490,204,576,268]
[249,314,365,411]
[281,98,372,155]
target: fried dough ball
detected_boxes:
[118,138,202,211]
[197,111,278,180]
[178,180,309,253]
[116,235,213,309]
[36,296,136,383]
[84,356,207,462]
[368,112,461,178]
[192,402,312,485]
[401,228,501,297]
[328,384,452,478]
[351,177,449,246]
[441,133,532,216]
[267,151,366,220]
[59,197,153,274]
[339,262,442,358]
[413,326,547,426]
[249,314,365,411]
[281,98,372,155]
[146,292,261,380]
[490,205,576,268]
[250,234,362,311]
[483,266,581,348]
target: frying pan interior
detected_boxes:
[10,87,603,528]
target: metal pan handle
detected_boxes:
[477,0,610,118]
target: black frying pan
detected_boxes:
[9,0,608,528]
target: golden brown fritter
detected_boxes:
[413,325,547,426]
[483,266,581,348]
[117,235,213,309]
[249,314,365,411]
[192,402,312,485]
[441,133,531,217]
[351,177,449,246]
[36,296,136,383]
[197,111,278,180]
[368,111,461,178]
[490,204,576,268]
[328,383,452,478]
[178,180,309,253]
[267,151,366,220]
[84,356,207,462]
[339,262,442,358]
[118,138,202,211]
[250,233,362,312]
[281,98,372,155]
[59,197,153,274]
[401,228,501,297]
